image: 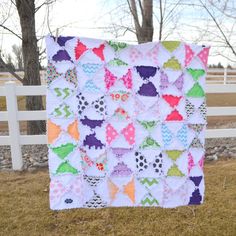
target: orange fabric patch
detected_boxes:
[124,178,135,204]
[68,119,80,140]
[108,179,119,201]
[47,120,61,144]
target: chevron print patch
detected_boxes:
[50,103,74,118]
[53,87,74,99]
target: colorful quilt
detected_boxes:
[46,36,210,210]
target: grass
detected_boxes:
[0,159,236,236]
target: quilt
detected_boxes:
[45,35,210,210]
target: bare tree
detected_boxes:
[155,0,182,40]
[199,0,236,62]
[6,53,15,69]
[12,44,23,70]
[106,0,183,43]
[14,0,46,134]
[127,0,154,43]
[0,0,55,134]
[0,52,15,71]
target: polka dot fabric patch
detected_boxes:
[46,36,210,210]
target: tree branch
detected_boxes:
[200,0,236,57]
[10,0,16,7]
[39,48,46,56]
[0,55,24,83]
[163,0,182,24]
[127,0,141,31]
[0,24,22,40]
[209,0,236,19]
[35,0,56,13]
[211,52,236,63]
[159,0,163,40]
[111,23,136,34]
[138,0,144,21]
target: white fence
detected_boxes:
[1,81,236,170]
[206,68,236,84]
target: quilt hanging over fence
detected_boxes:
[46,35,210,210]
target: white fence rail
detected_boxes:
[206,68,236,84]
[1,82,236,170]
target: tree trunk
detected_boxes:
[129,0,153,43]
[159,0,163,41]
[15,0,45,134]
[140,0,153,43]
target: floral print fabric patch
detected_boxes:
[46,36,210,210]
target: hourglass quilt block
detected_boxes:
[46,36,210,210]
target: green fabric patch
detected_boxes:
[141,194,159,206]
[108,58,128,66]
[163,57,181,70]
[54,87,73,99]
[56,161,78,174]
[167,164,184,177]
[140,137,160,149]
[166,150,183,161]
[186,83,205,97]
[187,68,205,81]
[52,143,76,159]
[162,41,180,52]
[140,178,158,187]
[53,104,72,118]
[108,40,128,52]
[138,120,158,132]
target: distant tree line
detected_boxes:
[0,44,23,72]
[208,62,234,69]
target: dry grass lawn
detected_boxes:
[0,160,236,236]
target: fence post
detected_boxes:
[5,81,23,170]
[223,67,227,85]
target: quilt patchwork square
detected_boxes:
[46,36,210,210]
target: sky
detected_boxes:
[0,0,235,67]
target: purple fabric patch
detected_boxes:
[190,176,202,187]
[111,162,132,177]
[174,74,184,91]
[160,71,169,90]
[83,133,105,149]
[188,176,203,205]
[111,148,133,158]
[160,71,184,91]
[138,82,158,97]
[189,189,202,205]
[56,36,74,46]
[135,66,157,79]
[52,50,72,62]
[81,116,104,129]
